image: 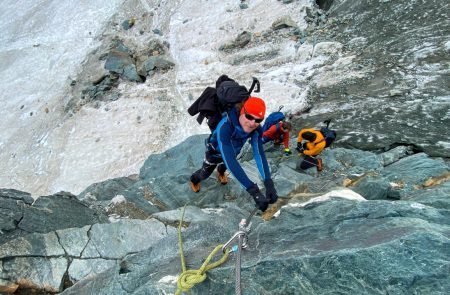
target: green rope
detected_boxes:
[175,205,230,295]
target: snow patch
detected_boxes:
[410,202,427,210]
[158,275,178,284]
[436,141,450,149]
[201,208,225,214]
[274,189,366,218]
[110,195,126,205]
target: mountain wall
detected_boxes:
[0,0,449,294]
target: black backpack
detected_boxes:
[320,119,337,148]
[188,75,260,131]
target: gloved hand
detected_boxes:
[247,184,269,212]
[296,142,304,153]
[284,148,292,156]
[264,179,278,204]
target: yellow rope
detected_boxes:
[175,205,230,295]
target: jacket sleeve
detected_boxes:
[303,141,326,156]
[250,131,271,181]
[217,122,254,189]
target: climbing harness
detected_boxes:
[221,208,258,295]
[175,206,258,295]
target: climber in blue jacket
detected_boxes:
[189,97,278,212]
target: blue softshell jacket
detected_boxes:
[208,108,271,189]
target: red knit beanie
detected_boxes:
[241,96,266,118]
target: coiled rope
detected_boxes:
[175,205,230,295]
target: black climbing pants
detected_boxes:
[299,155,318,170]
[190,149,227,184]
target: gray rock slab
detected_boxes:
[0,189,34,204]
[330,148,383,172]
[56,226,91,257]
[352,176,391,200]
[140,134,206,180]
[0,232,64,258]
[58,197,450,294]
[274,163,314,196]
[0,189,32,240]
[408,180,450,210]
[60,265,125,295]
[68,258,118,282]
[2,257,67,292]
[0,208,20,232]
[18,192,108,233]
[82,219,176,259]
[78,176,138,202]
[380,145,414,166]
[60,205,253,294]
[382,153,448,189]
[197,199,450,294]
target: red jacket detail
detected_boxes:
[262,122,290,149]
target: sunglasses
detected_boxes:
[244,108,264,123]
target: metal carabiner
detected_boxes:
[222,231,246,253]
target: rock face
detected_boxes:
[1,0,449,293]
[1,135,448,293]
[295,0,450,157]
[2,0,448,198]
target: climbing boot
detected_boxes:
[190,181,201,193]
[316,158,323,172]
[217,172,228,185]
